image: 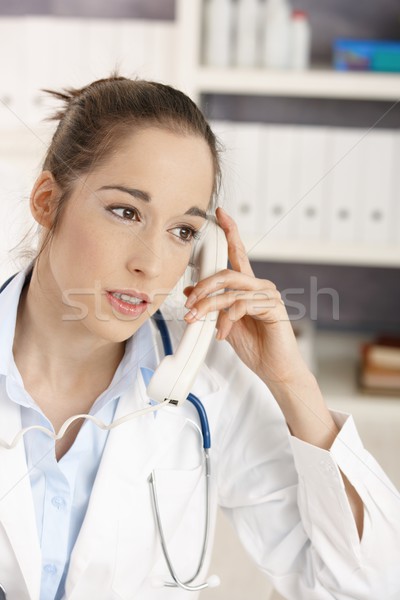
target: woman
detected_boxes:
[0,74,399,600]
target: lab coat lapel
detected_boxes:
[66,360,221,598]
[65,368,191,598]
[0,390,41,600]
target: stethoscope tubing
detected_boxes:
[152,310,211,450]
[150,310,214,591]
[148,449,211,591]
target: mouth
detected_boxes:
[107,289,151,303]
[106,289,151,317]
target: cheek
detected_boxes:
[54,216,108,285]
[65,210,112,261]
[154,254,192,303]
[161,258,189,290]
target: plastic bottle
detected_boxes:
[234,0,261,68]
[202,0,234,67]
[289,10,311,70]
[261,0,292,69]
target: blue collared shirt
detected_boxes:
[0,262,158,599]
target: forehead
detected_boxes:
[88,127,215,206]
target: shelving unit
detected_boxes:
[240,236,400,267]
[174,0,400,427]
[174,0,400,269]
[194,65,400,102]
[0,6,398,409]
[174,0,400,102]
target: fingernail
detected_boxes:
[185,308,197,321]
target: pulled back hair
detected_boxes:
[14,70,222,269]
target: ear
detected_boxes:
[30,170,60,229]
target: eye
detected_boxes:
[170,226,201,244]
[108,205,140,222]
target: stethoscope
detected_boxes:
[149,310,219,592]
[0,272,219,596]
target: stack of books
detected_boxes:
[359,336,400,397]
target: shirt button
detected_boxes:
[51,496,67,510]
[43,564,57,575]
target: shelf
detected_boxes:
[195,66,400,101]
[243,236,400,267]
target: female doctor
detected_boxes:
[0,73,399,600]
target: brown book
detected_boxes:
[359,338,400,396]
[360,363,400,389]
[361,336,400,371]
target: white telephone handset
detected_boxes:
[146,219,228,406]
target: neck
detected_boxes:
[12,262,126,395]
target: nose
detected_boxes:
[126,229,164,279]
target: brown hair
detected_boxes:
[13,70,222,270]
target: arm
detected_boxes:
[207,340,400,599]
[185,207,365,537]
[265,370,364,539]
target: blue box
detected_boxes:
[333,39,400,73]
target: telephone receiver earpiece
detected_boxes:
[146,219,228,406]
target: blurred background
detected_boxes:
[0,1,399,598]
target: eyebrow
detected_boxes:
[97,185,209,220]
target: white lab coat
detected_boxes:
[1,299,400,600]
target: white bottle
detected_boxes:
[261,0,292,69]
[289,10,311,70]
[234,0,261,68]
[203,0,234,68]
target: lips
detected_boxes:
[107,289,151,303]
[106,291,150,317]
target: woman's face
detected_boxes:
[44,126,215,342]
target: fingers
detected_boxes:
[183,285,194,297]
[185,269,277,309]
[216,207,254,277]
[185,207,261,308]
[183,208,285,340]
[185,287,285,325]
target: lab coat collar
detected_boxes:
[0,387,42,599]
[0,263,33,378]
[0,265,41,597]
